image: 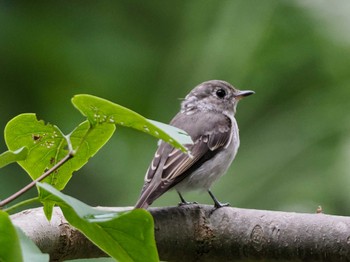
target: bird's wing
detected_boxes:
[134,113,233,208]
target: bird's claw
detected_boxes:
[214,201,230,209]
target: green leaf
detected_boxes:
[0,211,49,262]
[72,94,192,152]
[65,259,116,262]
[0,147,28,168]
[0,210,23,262]
[4,114,115,190]
[38,183,159,262]
[16,227,49,262]
[4,114,115,217]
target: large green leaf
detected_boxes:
[0,211,49,262]
[0,210,23,262]
[72,94,192,152]
[38,183,159,262]
[4,114,115,216]
[0,147,28,168]
[4,114,115,190]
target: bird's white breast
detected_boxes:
[175,118,240,192]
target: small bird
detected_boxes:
[135,80,254,209]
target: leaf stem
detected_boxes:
[0,152,73,209]
[3,197,40,213]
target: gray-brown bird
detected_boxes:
[135,80,254,209]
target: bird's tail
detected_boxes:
[134,180,166,209]
[134,198,149,209]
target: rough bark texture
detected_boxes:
[10,205,350,261]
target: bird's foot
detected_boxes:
[208,189,230,209]
[177,191,197,206]
[214,201,230,209]
[210,201,230,215]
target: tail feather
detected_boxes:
[134,182,159,209]
[134,193,150,209]
[134,199,149,209]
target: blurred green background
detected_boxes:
[1,1,350,215]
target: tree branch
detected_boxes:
[11,205,350,261]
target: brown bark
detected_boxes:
[11,205,350,261]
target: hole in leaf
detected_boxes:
[32,134,41,142]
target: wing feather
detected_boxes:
[135,112,233,208]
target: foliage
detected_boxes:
[72,94,191,152]
[0,95,191,261]
[0,210,49,262]
[0,211,23,262]
[4,114,115,217]
[0,147,28,168]
[39,183,158,262]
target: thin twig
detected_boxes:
[0,153,73,208]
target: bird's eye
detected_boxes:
[216,88,226,98]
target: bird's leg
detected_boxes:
[208,189,230,208]
[177,191,197,206]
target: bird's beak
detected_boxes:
[235,90,255,100]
